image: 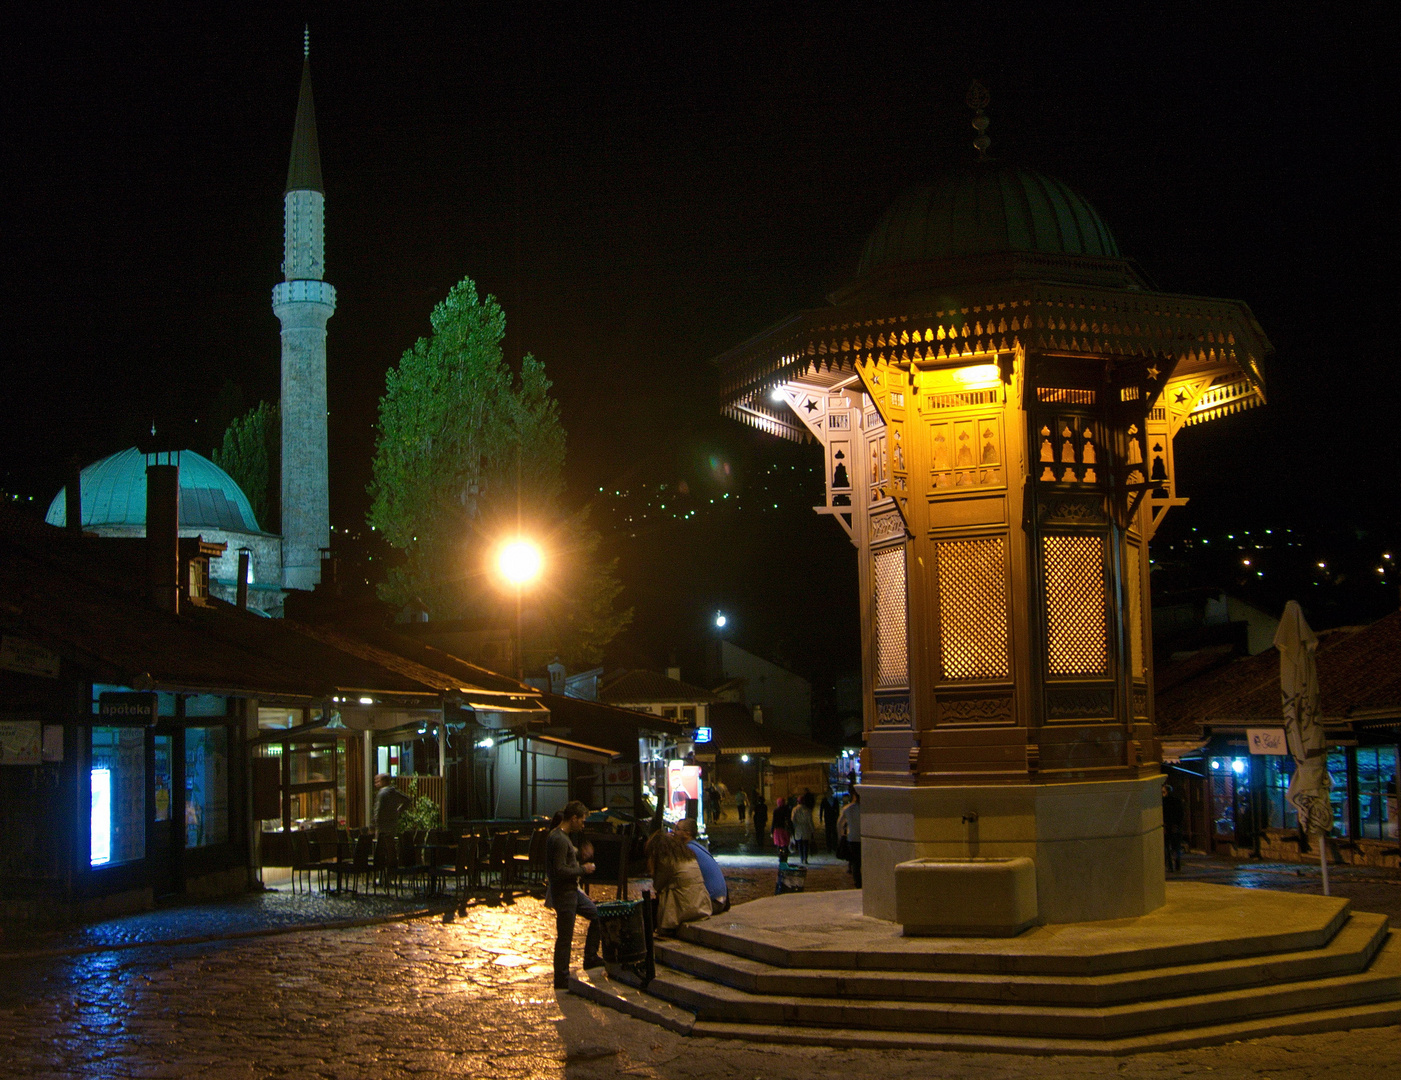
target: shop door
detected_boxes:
[148,733,182,897]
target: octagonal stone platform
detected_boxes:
[572,883,1401,1054]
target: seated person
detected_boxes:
[674,819,730,914]
[645,827,712,932]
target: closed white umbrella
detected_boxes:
[1273,601,1333,894]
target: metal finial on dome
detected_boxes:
[303,25,310,59]
[967,80,991,159]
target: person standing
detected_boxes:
[372,773,410,836]
[820,789,840,852]
[547,800,601,990]
[771,796,792,865]
[735,789,748,824]
[838,789,862,888]
[791,792,816,865]
[1162,781,1186,873]
[751,791,768,848]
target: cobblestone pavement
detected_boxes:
[2,893,1398,1079]
[0,850,1397,1078]
[7,885,443,958]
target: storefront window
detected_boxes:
[1356,746,1398,840]
[1262,755,1298,831]
[153,735,172,823]
[1327,750,1350,839]
[90,726,145,866]
[186,727,229,848]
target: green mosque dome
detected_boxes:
[857,165,1121,278]
[46,447,264,533]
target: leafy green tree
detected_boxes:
[213,401,280,532]
[368,277,630,668]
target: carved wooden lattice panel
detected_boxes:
[874,546,908,689]
[1127,543,1145,678]
[937,538,1009,680]
[1042,535,1108,676]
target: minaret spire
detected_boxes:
[273,32,335,592]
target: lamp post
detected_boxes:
[496,538,543,680]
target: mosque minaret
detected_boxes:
[273,31,335,591]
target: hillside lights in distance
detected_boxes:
[497,538,543,586]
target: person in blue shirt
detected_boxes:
[674,818,730,913]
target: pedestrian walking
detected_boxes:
[791,792,816,865]
[771,796,792,865]
[752,792,768,847]
[838,789,862,888]
[547,800,601,990]
[736,790,748,823]
[372,773,411,836]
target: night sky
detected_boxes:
[3,5,1397,695]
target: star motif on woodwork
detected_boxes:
[1174,390,1188,404]
[1146,364,1161,380]
[804,398,818,413]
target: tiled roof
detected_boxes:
[1154,609,1401,735]
[598,669,719,705]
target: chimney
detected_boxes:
[666,665,682,683]
[146,454,180,614]
[64,456,83,534]
[236,548,251,610]
[752,704,763,726]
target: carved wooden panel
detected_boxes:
[928,414,1004,491]
[1037,496,1106,526]
[875,695,911,726]
[1127,542,1145,678]
[870,510,906,543]
[936,537,1009,680]
[1042,534,1108,676]
[873,546,908,690]
[1045,687,1114,720]
[936,694,1014,725]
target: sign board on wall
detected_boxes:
[98,692,158,726]
[666,760,702,823]
[0,720,42,764]
[0,636,60,679]
[1247,728,1288,756]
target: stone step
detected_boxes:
[689,997,1401,1056]
[679,883,1353,975]
[656,912,1389,1006]
[645,929,1401,1040]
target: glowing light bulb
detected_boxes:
[497,539,543,585]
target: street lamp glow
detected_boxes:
[714,612,728,628]
[497,538,543,586]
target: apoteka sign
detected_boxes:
[98,692,158,726]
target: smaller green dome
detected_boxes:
[46,448,263,533]
[858,166,1120,278]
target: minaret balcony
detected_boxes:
[272,279,336,309]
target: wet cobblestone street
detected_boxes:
[0,853,1398,1078]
